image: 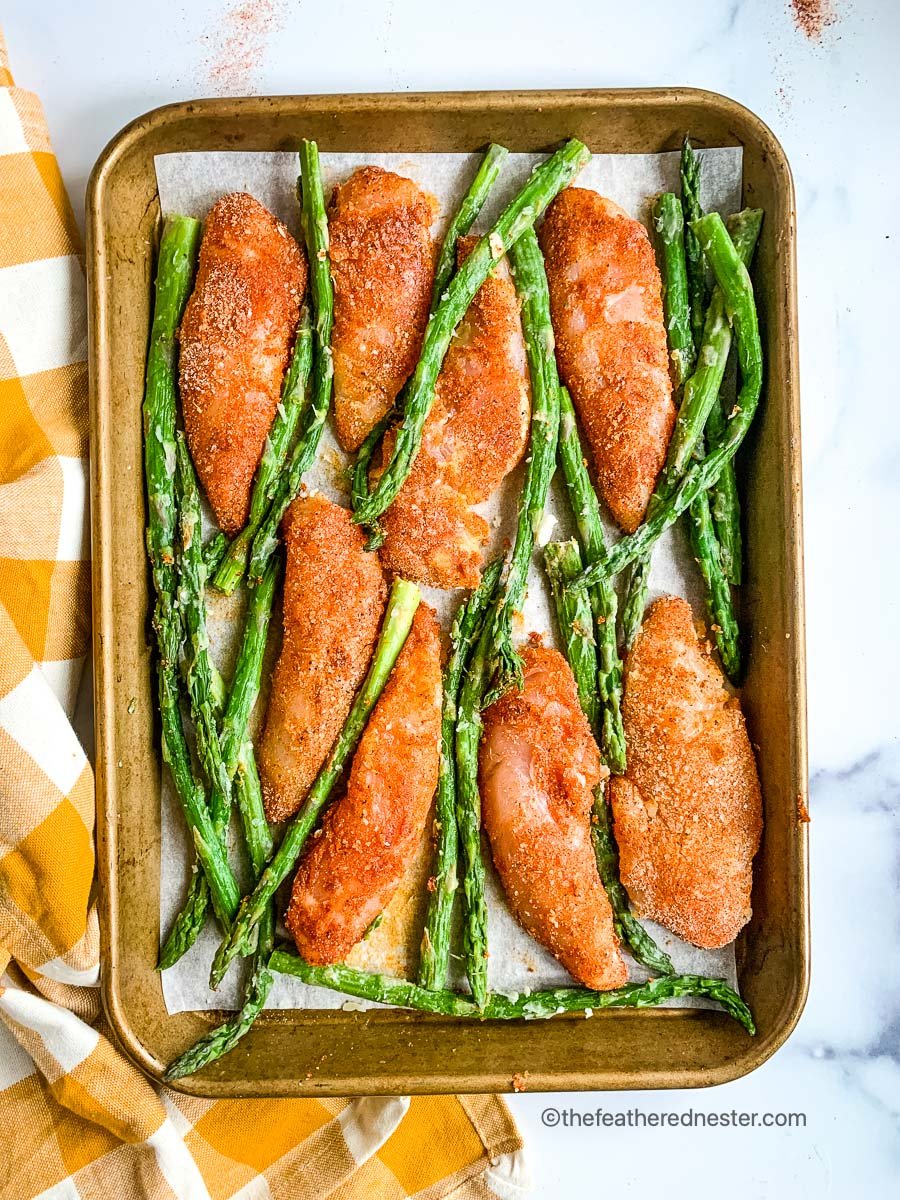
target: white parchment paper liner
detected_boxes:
[154,146,744,1015]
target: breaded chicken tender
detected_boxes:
[180,192,306,533]
[258,495,386,823]
[540,188,674,532]
[379,239,530,589]
[609,596,763,949]
[329,167,438,451]
[479,643,628,990]
[286,605,442,964]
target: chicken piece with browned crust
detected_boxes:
[540,188,674,533]
[180,192,306,533]
[609,596,763,949]
[286,605,442,964]
[329,166,438,452]
[479,643,628,991]
[258,494,386,823]
[379,238,530,590]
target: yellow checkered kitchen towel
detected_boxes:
[0,30,527,1200]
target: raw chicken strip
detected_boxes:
[379,239,530,589]
[329,166,437,451]
[609,596,763,949]
[258,494,386,823]
[479,643,628,990]
[180,192,306,533]
[286,605,442,964]
[540,187,674,532]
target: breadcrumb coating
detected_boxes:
[379,239,530,589]
[286,605,442,964]
[258,494,386,823]
[609,596,763,949]
[540,187,674,533]
[180,192,306,533]
[329,166,438,451]
[480,644,627,990]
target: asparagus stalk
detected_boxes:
[431,143,510,309]
[201,532,228,577]
[210,578,422,988]
[158,873,210,970]
[165,743,275,1080]
[219,557,280,776]
[270,952,755,1034]
[654,192,696,387]
[213,308,313,594]
[624,190,741,675]
[543,540,675,976]
[681,137,708,348]
[247,142,334,584]
[143,214,201,673]
[687,483,741,680]
[175,435,233,828]
[418,559,503,992]
[682,139,742,585]
[483,226,561,705]
[453,602,496,1010]
[702,385,742,585]
[573,210,764,595]
[352,139,590,529]
[161,515,278,966]
[556,387,626,774]
[142,217,241,933]
[352,145,511,549]
[349,406,395,552]
[543,540,600,731]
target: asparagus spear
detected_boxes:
[543,540,675,976]
[687,482,741,680]
[142,217,241,930]
[165,743,275,1080]
[624,191,741,676]
[348,407,394,551]
[543,540,600,730]
[573,209,764,595]
[213,308,313,594]
[160,559,279,966]
[219,557,280,776]
[143,214,201,673]
[210,577,422,988]
[450,582,501,1011]
[158,873,210,970]
[175,435,233,827]
[483,226,561,706]
[556,387,625,774]
[270,952,755,1033]
[431,143,510,309]
[352,146,510,549]
[247,142,334,584]
[201,532,228,577]
[654,192,696,387]
[682,139,742,586]
[418,558,503,992]
[681,137,708,348]
[352,139,590,529]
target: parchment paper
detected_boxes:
[154,147,744,1014]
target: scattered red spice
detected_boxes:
[790,0,837,41]
[202,0,284,95]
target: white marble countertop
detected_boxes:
[5,0,897,1193]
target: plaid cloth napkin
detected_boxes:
[0,29,527,1200]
